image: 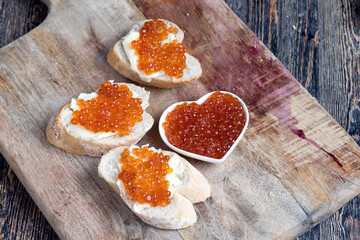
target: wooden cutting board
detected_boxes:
[0,0,359,239]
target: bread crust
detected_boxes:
[107,19,202,88]
[46,83,154,156]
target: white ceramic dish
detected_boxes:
[159,91,249,164]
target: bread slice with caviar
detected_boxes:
[46,81,154,156]
[107,19,202,88]
[98,145,211,229]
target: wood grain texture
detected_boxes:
[0,1,57,239]
[0,0,359,239]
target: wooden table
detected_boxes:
[0,0,359,239]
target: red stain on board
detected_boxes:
[290,128,306,138]
[204,35,346,172]
[205,36,296,118]
[289,127,344,169]
[272,98,344,170]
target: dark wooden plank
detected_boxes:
[0,0,47,46]
[0,0,359,239]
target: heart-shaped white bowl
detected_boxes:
[159,91,249,164]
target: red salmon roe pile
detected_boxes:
[70,82,143,136]
[131,19,187,78]
[163,92,247,159]
[118,146,173,207]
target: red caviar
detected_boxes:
[163,92,247,159]
[130,19,187,78]
[70,82,143,136]
[118,146,173,207]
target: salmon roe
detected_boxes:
[131,19,187,78]
[118,146,173,207]
[163,92,247,159]
[70,82,143,137]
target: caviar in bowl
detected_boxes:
[159,91,249,164]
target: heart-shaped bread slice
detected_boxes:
[159,91,249,163]
[107,19,202,88]
[98,145,211,229]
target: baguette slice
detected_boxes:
[46,82,154,156]
[98,145,211,229]
[107,19,202,88]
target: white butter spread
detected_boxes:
[122,22,177,82]
[61,80,138,140]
